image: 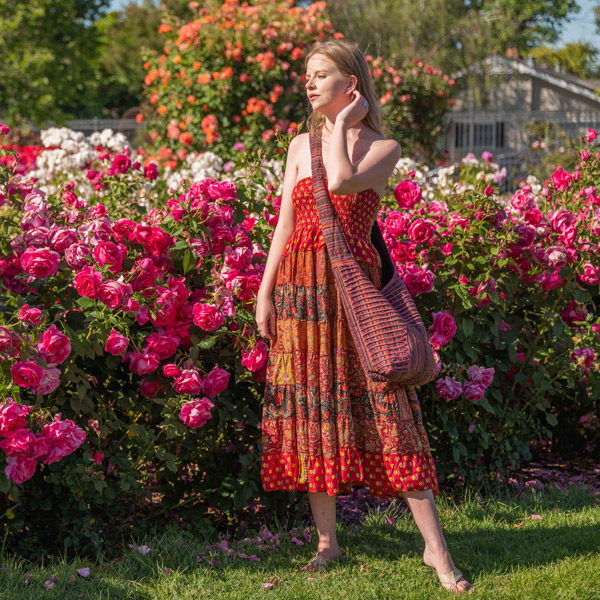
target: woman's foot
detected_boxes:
[299,547,343,573]
[423,544,473,594]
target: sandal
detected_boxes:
[436,568,474,594]
[299,555,341,573]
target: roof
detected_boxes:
[453,54,600,105]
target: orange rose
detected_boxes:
[179,132,193,146]
[187,95,195,104]
[158,24,171,34]
[157,105,167,115]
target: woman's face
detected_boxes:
[304,54,356,111]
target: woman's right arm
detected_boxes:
[255,134,302,339]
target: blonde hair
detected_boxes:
[303,39,389,139]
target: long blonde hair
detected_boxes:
[304,39,389,139]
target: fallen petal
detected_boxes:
[77,568,90,577]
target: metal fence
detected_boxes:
[30,118,146,144]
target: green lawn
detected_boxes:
[1,485,599,599]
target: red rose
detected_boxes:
[105,330,129,356]
[143,164,159,180]
[179,397,214,429]
[202,365,230,397]
[11,361,44,388]
[393,180,422,209]
[37,324,71,365]
[74,267,102,298]
[112,153,131,174]
[192,303,225,330]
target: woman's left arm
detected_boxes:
[327,120,402,196]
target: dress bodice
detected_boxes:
[282,176,381,266]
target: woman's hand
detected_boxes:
[255,293,276,341]
[337,90,370,127]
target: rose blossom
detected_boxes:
[0,428,37,457]
[428,311,457,347]
[394,180,422,209]
[435,376,462,400]
[143,164,159,180]
[241,339,268,372]
[202,365,230,397]
[466,365,495,387]
[207,180,237,202]
[20,247,60,279]
[384,212,410,237]
[179,397,214,429]
[402,264,435,296]
[93,241,127,273]
[463,381,487,402]
[38,324,71,365]
[144,332,179,359]
[98,281,127,309]
[37,417,86,465]
[49,227,78,254]
[129,352,160,375]
[31,367,61,395]
[112,153,131,174]
[0,400,31,436]
[5,455,37,483]
[173,369,203,395]
[105,330,129,356]
[577,262,600,286]
[544,246,568,268]
[145,227,174,257]
[407,219,434,244]
[550,167,572,191]
[74,267,102,298]
[11,361,44,388]
[65,244,91,270]
[192,303,225,330]
[18,304,42,325]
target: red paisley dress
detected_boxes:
[261,176,439,498]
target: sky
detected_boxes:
[109,0,600,49]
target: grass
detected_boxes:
[0,485,599,599]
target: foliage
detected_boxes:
[140,0,453,167]
[528,42,600,79]
[0,0,111,125]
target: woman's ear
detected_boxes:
[346,75,358,95]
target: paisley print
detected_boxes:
[261,176,439,498]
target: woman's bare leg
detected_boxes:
[300,491,343,572]
[402,489,473,593]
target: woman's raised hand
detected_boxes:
[255,294,276,341]
[337,90,369,127]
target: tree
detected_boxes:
[529,42,600,78]
[0,0,111,126]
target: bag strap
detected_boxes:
[309,126,396,285]
[309,127,355,265]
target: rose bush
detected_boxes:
[140,0,453,168]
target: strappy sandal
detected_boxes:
[298,555,341,573]
[436,568,474,594]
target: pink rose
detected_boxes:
[466,365,495,387]
[31,367,61,395]
[549,209,574,233]
[105,330,129,356]
[551,167,572,191]
[572,347,596,368]
[207,180,237,202]
[129,351,160,375]
[5,455,37,483]
[435,376,462,400]
[98,281,127,309]
[538,270,563,291]
[560,300,588,328]
[38,324,71,365]
[0,428,37,456]
[390,242,416,263]
[163,363,180,378]
[384,212,410,237]
[145,227,174,257]
[11,361,44,388]
[394,180,422,209]
[202,365,230,397]
[140,378,162,398]
[0,327,12,351]
[0,401,31,436]
[173,369,203,395]
[428,311,457,347]
[510,190,533,211]
[143,164,159,180]
[65,244,91,270]
[577,262,600,286]
[192,303,225,331]
[241,339,268,372]
[37,418,86,465]
[402,264,435,296]
[112,153,131,174]
[18,304,42,325]
[24,227,50,248]
[93,241,127,273]
[50,227,78,254]
[74,266,102,298]
[144,332,179,359]
[463,381,487,402]
[179,397,214,429]
[20,247,60,278]
[544,246,568,268]
[407,219,434,244]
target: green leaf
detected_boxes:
[197,335,217,349]
[462,318,473,337]
[546,413,558,426]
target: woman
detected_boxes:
[255,39,473,594]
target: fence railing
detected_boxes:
[30,118,146,143]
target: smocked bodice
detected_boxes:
[282,176,381,266]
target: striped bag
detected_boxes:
[310,127,439,385]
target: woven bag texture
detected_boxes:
[309,127,439,385]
